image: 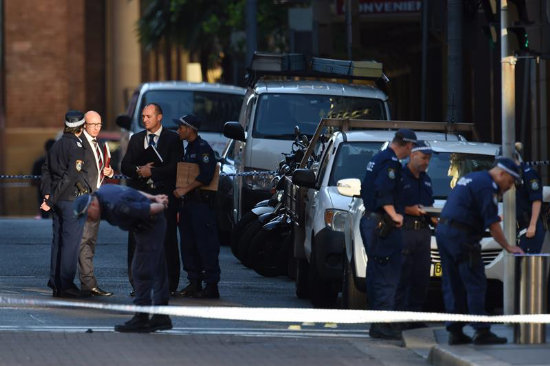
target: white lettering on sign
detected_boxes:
[338,1,422,15]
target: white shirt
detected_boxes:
[144,126,163,149]
[83,130,104,189]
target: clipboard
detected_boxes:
[176,162,220,191]
[422,206,442,217]
[137,145,164,166]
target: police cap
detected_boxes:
[65,110,85,128]
[494,157,522,184]
[73,194,92,219]
[395,128,417,143]
[174,114,201,130]
[412,140,432,154]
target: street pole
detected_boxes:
[420,0,428,121]
[246,0,257,68]
[447,0,463,123]
[501,0,517,316]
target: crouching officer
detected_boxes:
[74,184,172,333]
[40,110,91,298]
[516,159,546,253]
[360,128,417,340]
[173,114,221,299]
[395,141,435,327]
[436,157,524,345]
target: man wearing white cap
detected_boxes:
[40,110,91,298]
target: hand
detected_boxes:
[173,187,187,199]
[430,216,439,226]
[103,166,113,177]
[392,213,404,228]
[138,162,154,178]
[508,245,524,255]
[415,205,427,216]
[40,200,51,212]
[526,224,536,238]
[155,194,169,206]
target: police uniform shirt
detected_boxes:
[440,171,500,235]
[400,166,434,208]
[183,136,216,185]
[94,185,151,231]
[41,133,88,204]
[516,163,542,221]
[361,147,403,213]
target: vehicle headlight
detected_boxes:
[243,168,276,191]
[325,209,349,232]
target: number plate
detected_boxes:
[430,262,442,277]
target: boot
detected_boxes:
[473,328,507,345]
[194,283,220,299]
[114,313,151,333]
[149,314,173,332]
[369,323,401,340]
[448,329,473,345]
[176,280,202,297]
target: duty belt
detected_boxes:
[439,218,475,234]
[403,217,430,230]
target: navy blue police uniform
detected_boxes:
[395,151,434,312]
[516,163,546,253]
[436,170,502,332]
[360,147,404,312]
[179,132,221,287]
[84,184,169,306]
[40,111,91,297]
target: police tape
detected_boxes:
[0,171,278,180]
[1,295,550,324]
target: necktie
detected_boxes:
[92,139,104,181]
[148,134,156,148]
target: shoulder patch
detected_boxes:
[388,168,396,180]
[530,179,540,191]
[75,160,83,172]
[202,153,210,164]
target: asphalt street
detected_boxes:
[0,218,428,366]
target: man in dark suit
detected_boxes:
[78,111,114,297]
[121,103,183,295]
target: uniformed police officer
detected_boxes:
[516,160,546,253]
[74,184,172,333]
[395,140,435,327]
[360,128,417,340]
[173,114,221,299]
[40,110,91,298]
[436,157,524,345]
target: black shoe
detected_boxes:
[58,288,84,299]
[473,328,507,345]
[448,329,473,345]
[90,287,113,296]
[176,280,202,297]
[114,313,151,333]
[369,323,401,340]
[193,283,220,299]
[130,290,135,297]
[149,315,173,332]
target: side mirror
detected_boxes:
[224,121,245,141]
[115,114,132,130]
[292,169,316,188]
[337,178,361,197]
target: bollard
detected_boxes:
[514,254,549,344]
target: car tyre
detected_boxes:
[295,258,310,299]
[237,219,263,268]
[248,228,289,277]
[231,211,258,259]
[341,257,367,309]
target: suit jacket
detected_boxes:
[121,128,183,194]
[82,135,100,193]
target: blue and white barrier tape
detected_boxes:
[1,296,549,324]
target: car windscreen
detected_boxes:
[328,141,386,185]
[428,152,495,199]
[252,93,386,140]
[139,90,244,132]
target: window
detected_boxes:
[328,141,386,185]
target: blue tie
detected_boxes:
[148,134,156,148]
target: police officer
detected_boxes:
[40,110,91,298]
[74,184,172,333]
[395,140,435,327]
[436,157,524,345]
[360,128,417,340]
[516,159,546,253]
[173,114,221,299]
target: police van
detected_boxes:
[223,53,392,224]
[115,81,246,162]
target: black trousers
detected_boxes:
[128,194,179,292]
